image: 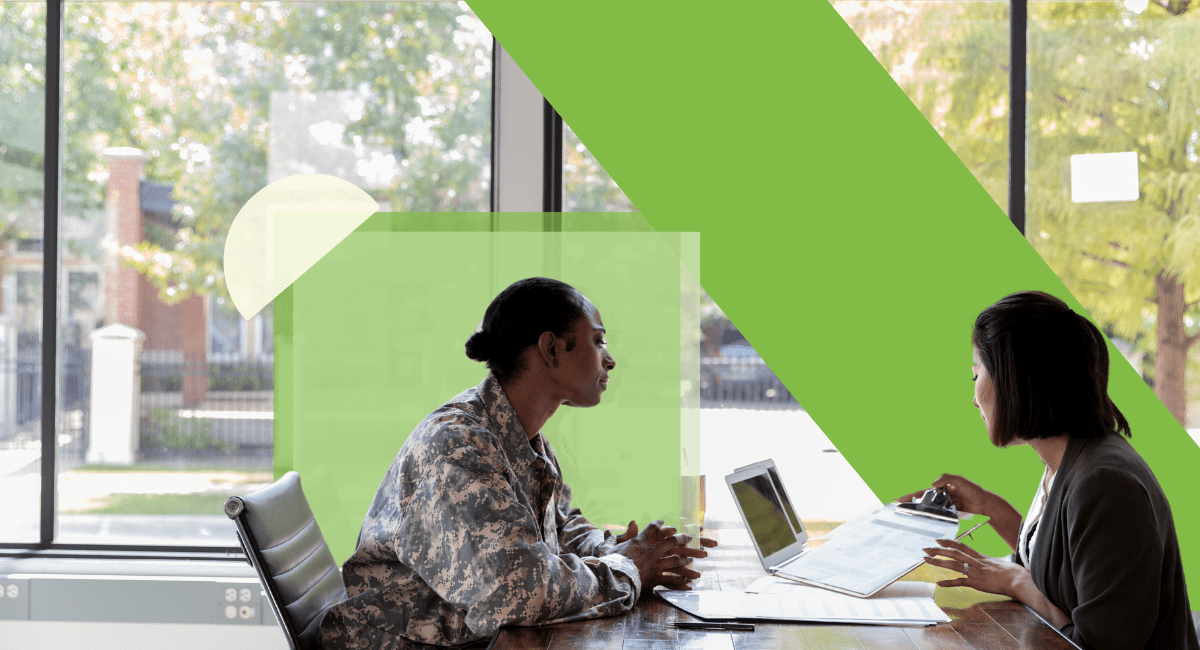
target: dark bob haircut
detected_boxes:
[972,291,1130,446]
[464,278,589,384]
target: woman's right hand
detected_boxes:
[896,474,1023,551]
[908,474,994,517]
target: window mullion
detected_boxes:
[1009,0,1027,234]
[40,0,64,546]
[542,99,563,215]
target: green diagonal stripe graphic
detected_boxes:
[466,0,1200,601]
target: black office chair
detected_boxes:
[225,471,347,650]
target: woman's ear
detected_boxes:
[536,331,559,368]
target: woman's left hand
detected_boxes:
[922,538,1026,599]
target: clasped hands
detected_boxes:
[611,519,717,592]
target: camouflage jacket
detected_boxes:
[320,375,641,649]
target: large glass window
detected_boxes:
[0,1,46,545]
[832,1,1011,214]
[1,0,492,550]
[1026,1,1200,429]
[837,1,1200,430]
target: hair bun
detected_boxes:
[464,331,492,362]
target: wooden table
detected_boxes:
[490,520,1079,650]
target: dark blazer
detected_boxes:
[1027,431,1198,650]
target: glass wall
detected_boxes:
[1026,0,1200,428]
[0,1,47,544]
[832,1,1011,214]
[3,0,493,547]
[836,0,1200,428]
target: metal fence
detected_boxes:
[700,356,802,410]
[0,344,91,461]
[139,355,273,463]
[0,346,272,465]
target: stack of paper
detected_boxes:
[745,576,950,625]
[660,578,950,627]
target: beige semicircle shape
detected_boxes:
[224,174,379,320]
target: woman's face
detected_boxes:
[972,347,997,441]
[555,306,616,408]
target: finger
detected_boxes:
[923,547,971,564]
[656,525,678,539]
[672,545,709,559]
[922,556,966,572]
[931,474,961,489]
[620,520,638,542]
[643,520,663,538]
[699,536,718,548]
[936,578,970,588]
[672,566,702,581]
[662,533,691,547]
[935,539,984,558]
[652,554,694,574]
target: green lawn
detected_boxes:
[73,463,271,475]
[69,492,234,515]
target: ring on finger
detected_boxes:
[962,562,969,576]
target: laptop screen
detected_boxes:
[767,465,802,535]
[730,473,799,558]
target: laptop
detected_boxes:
[724,459,813,575]
[724,459,960,598]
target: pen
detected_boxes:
[672,621,755,632]
[954,521,987,542]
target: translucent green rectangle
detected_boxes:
[279,225,693,563]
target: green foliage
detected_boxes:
[836,2,1011,210]
[208,365,273,391]
[141,408,233,454]
[1024,2,1200,339]
[836,0,1200,417]
[41,2,492,304]
[0,3,47,258]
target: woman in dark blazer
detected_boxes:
[911,291,1198,650]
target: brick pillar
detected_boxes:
[103,147,149,330]
[181,295,208,408]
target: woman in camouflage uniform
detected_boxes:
[320,278,714,649]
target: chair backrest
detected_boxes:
[225,471,347,650]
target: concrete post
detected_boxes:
[86,324,145,465]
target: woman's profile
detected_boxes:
[909,291,1198,650]
[319,277,715,649]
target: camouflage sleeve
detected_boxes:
[556,480,618,558]
[396,445,641,637]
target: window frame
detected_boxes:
[1,0,562,559]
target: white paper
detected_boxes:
[775,505,958,597]
[745,576,936,600]
[660,588,950,625]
